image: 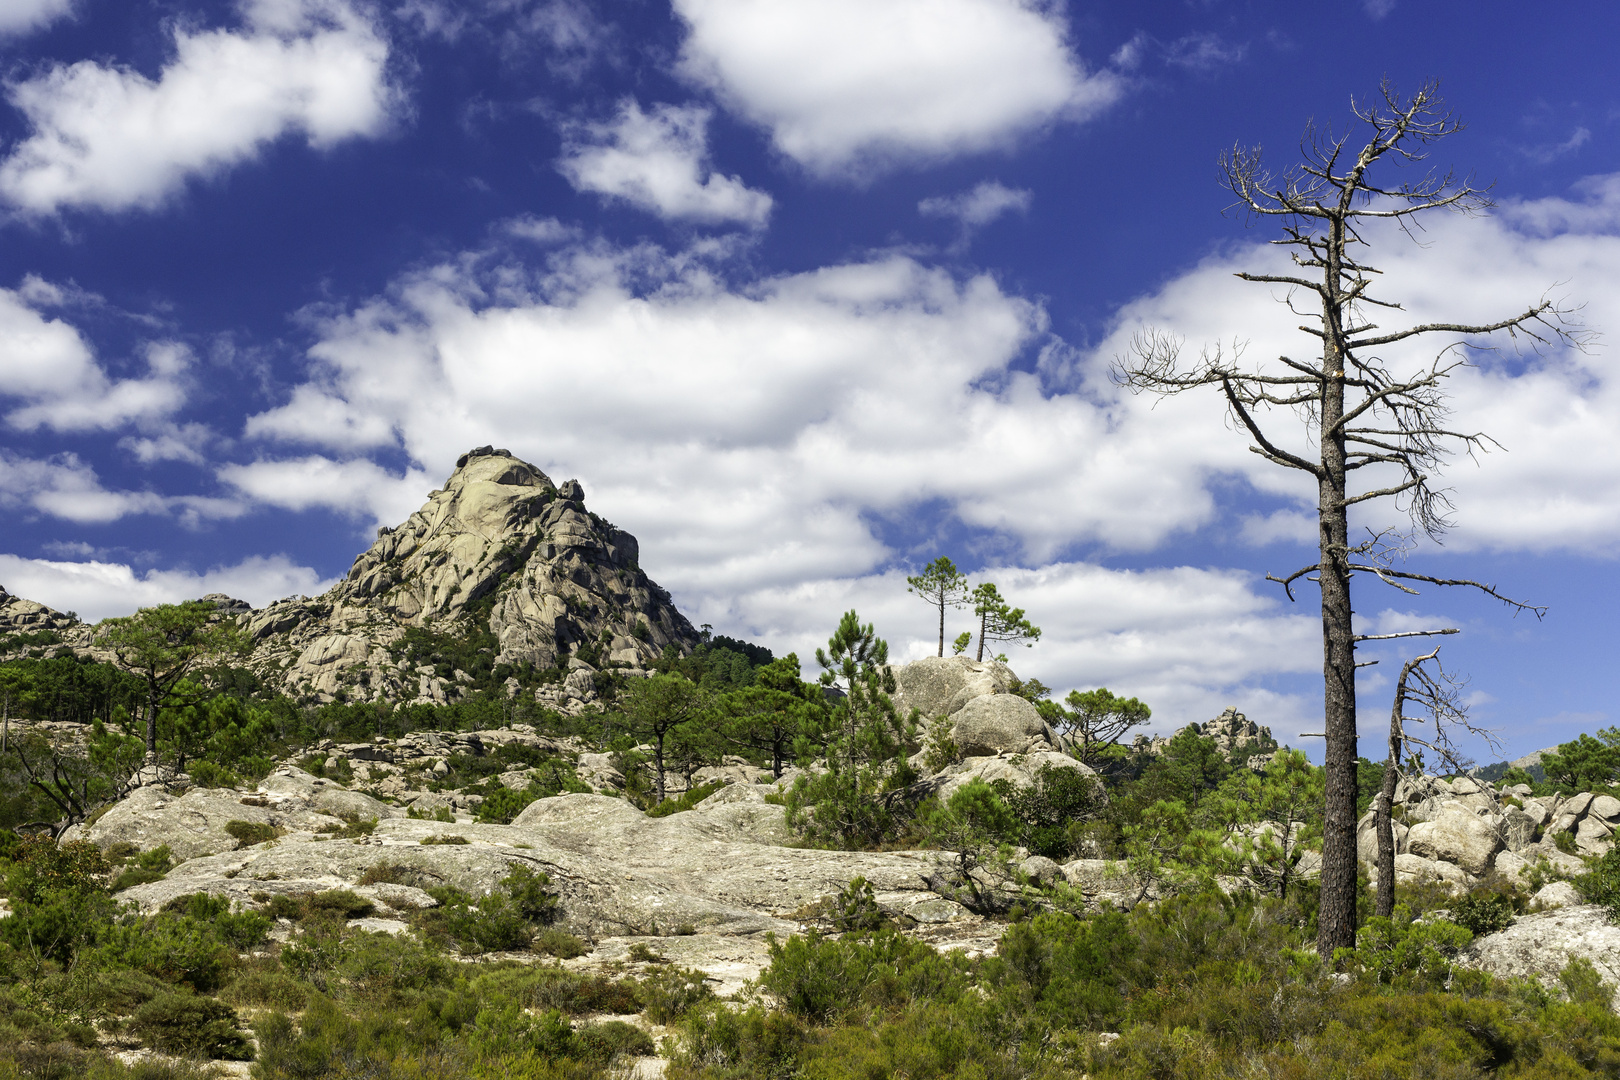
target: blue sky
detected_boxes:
[0,0,1617,761]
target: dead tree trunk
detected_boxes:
[1116,79,1571,959]
[1375,646,1492,917]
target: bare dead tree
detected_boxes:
[1374,647,1500,917]
[1114,79,1576,958]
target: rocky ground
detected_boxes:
[39,652,1620,1071]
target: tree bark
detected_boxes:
[1376,771,1398,918]
[937,600,945,657]
[1377,654,1419,918]
[1316,219,1359,960]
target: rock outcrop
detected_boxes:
[949,694,1054,758]
[96,765,967,940]
[892,656,1017,722]
[1464,904,1620,1011]
[1356,772,1620,897]
[241,447,700,703]
[0,585,83,656]
[1132,707,1276,763]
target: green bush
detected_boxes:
[677,1001,807,1077]
[266,889,375,926]
[223,820,281,847]
[831,875,886,934]
[355,862,443,889]
[534,927,589,959]
[639,965,713,1024]
[111,846,173,892]
[1343,904,1472,987]
[1578,847,1620,919]
[158,892,274,949]
[575,1020,655,1062]
[186,760,241,789]
[1451,890,1517,936]
[109,867,165,893]
[316,815,377,839]
[220,969,308,1010]
[646,781,728,818]
[129,993,253,1059]
[469,967,640,1016]
[414,868,558,955]
[760,928,969,1023]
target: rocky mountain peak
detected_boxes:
[238,448,700,704]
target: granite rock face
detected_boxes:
[1130,707,1275,766]
[102,772,968,938]
[891,657,1017,722]
[0,584,81,641]
[1406,806,1504,877]
[1464,904,1620,1010]
[237,448,701,704]
[948,694,1055,758]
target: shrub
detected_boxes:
[222,820,280,847]
[502,864,560,925]
[109,867,165,893]
[831,876,887,934]
[110,847,174,893]
[677,1001,808,1076]
[576,1020,655,1061]
[1344,904,1472,987]
[306,889,377,921]
[416,869,556,955]
[646,781,728,818]
[186,760,241,789]
[91,913,238,993]
[534,927,589,959]
[266,889,375,926]
[339,931,452,997]
[221,969,309,1010]
[317,815,377,839]
[129,993,253,1060]
[639,965,713,1024]
[469,967,640,1016]
[356,862,442,889]
[997,763,1108,860]
[1561,955,1616,1006]
[421,834,470,846]
[1578,847,1620,919]
[1451,890,1517,937]
[760,928,968,1023]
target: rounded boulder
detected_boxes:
[949,694,1050,758]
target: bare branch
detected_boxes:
[1354,628,1460,642]
[1347,564,1547,617]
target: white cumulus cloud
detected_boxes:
[0,0,72,37]
[0,0,398,214]
[673,0,1117,176]
[919,180,1031,229]
[0,286,194,432]
[0,552,335,621]
[558,100,772,227]
[219,454,433,526]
